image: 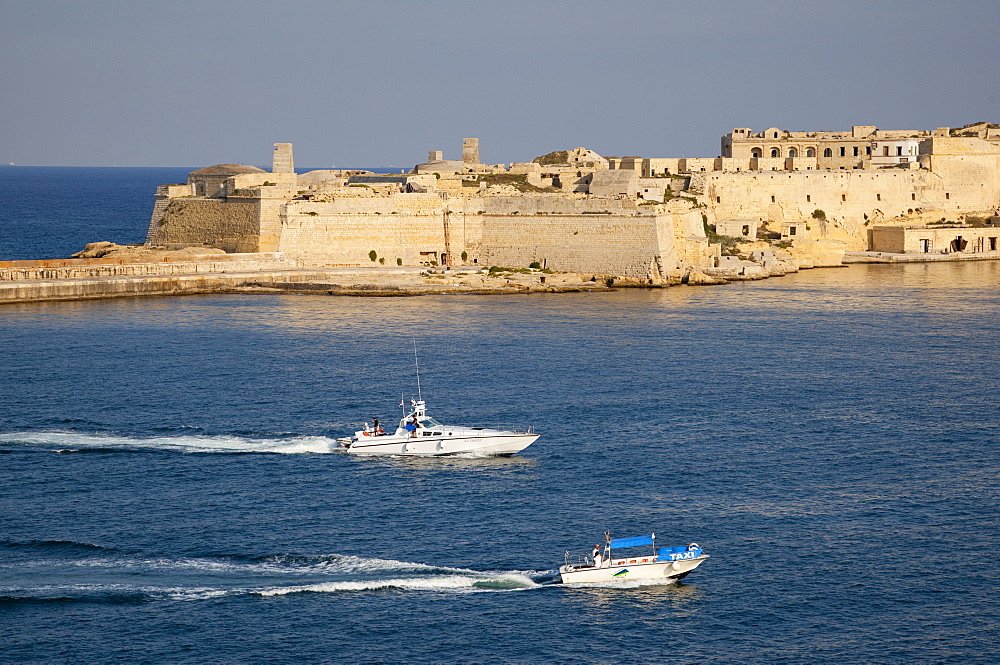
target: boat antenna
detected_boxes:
[413,340,422,402]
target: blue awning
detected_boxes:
[609,534,654,549]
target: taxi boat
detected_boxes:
[558,533,709,584]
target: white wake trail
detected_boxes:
[0,431,338,454]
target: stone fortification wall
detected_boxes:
[670,208,717,269]
[702,170,946,225]
[147,197,261,253]
[478,195,640,217]
[276,193,465,266]
[477,197,707,279]
[918,137,1000,213]
[480,212,665,278]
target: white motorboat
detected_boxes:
[558,533,709,584]
[335,399,539,456]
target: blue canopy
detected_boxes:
[609,534,654,549]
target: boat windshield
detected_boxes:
[419,417,442,427]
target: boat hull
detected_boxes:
[339,433,539,456]
[558,556,708,584]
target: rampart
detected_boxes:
[138,129,1000,288]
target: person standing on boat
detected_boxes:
[372,417,382,436]
[592,544,603,568]
[405,415,419,438]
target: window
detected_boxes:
[806,148,815,157]
[806,195,811,202]
[842,194,847,201]
[824,148,832,157]
[770,148,779,158]
[884,146,890,156]
[773,132,779,138]
[716,196,720,203]
[897,146,903,156]
[840,147,846,157]
[853,147,859,156]
[789,226,797,235]
[771,195,775,202]
[990,237,997,251]
[877,193,881,201]
[912,193,916,200]
[946,192,950,200]
[752,148,762,158]
[788,148,797,158]
[866,147,871,155]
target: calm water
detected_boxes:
[1,170,999,664]
[0,167,191,261]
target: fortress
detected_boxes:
[5,122,1000,305]
[144,123,1000,280]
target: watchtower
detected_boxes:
[272,143,294,173]
[462,138,479,165]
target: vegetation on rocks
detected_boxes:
[704,228,743,256]
[532,150,569,165]
[475,173,553,193]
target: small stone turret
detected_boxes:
[463,138,479,165]
[273,143,294,173]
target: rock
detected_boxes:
[71,242,227,260]
[71,241,118,258]
[683,268,728,285]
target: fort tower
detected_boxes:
[273,143,294,173]
[462,138,479,165]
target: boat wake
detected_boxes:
[0,540,543,605]
[0,431,339,455]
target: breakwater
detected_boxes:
[0,254,613,304]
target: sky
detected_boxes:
[1,0,998,168]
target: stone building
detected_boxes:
[721,125,937,170]
[187,164,266,198]
[870,224,1000,254]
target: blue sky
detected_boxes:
[2,0,998,167]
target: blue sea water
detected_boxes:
[1,169,999,664]
[0,166,399,261]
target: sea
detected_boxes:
[1,166,998,664]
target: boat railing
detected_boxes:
[468,423,535,434]
[562,551,593,570]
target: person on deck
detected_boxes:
[372,417,382,436]
[592,544,603,568]
[405,415,419,438]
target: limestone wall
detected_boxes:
[147,198,261,253]
[275,193,459,265]
[918,138,1000,213]
[477,199,709,279]
[480,212,663,278]
[703,170,946,225]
